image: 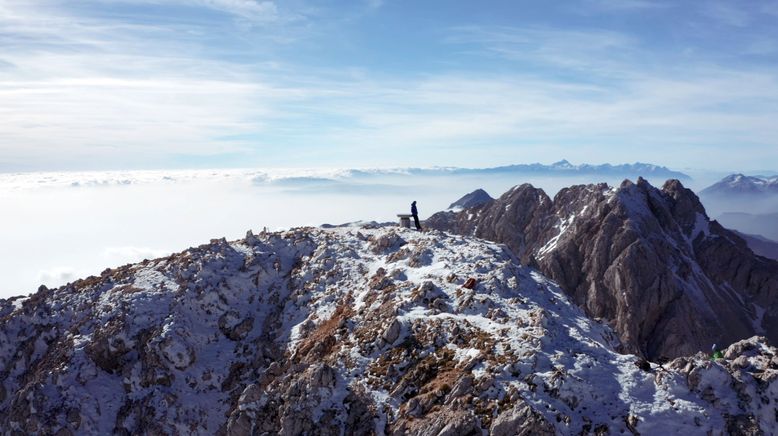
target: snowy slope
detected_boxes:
[0,226,776,434]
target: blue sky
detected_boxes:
[1,0,778,172]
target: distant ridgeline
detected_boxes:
[345,160,691,180]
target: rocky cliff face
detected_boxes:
[426,178,778,360]
[2,225,776,434]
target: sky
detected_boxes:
[1,0,778,172]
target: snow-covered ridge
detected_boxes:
[0,225,775,434]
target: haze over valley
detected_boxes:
[0,161,710,298]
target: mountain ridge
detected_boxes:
[347,160,691,180]
[426,178,778,360]
[2,226,776,434]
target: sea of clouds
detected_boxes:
[0,167,722,298]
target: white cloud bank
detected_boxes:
[0,166,730,299]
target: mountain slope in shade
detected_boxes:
[718,212,778,242]
[426,178,778,360]
[1,226,776,434]
[734,231,778,261]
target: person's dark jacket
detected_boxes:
[411,203,418,216]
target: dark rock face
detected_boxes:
[448,188,494,210]
[427,178,778,359]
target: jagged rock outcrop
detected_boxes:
[426,178,778,360]
[1,225,776,434]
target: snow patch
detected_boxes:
[537,212,578,259]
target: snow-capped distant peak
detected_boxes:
[701,173,778,197]
[551,159,574,169]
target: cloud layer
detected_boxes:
[1,164,723,298]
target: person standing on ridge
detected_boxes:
[411,201,422,231]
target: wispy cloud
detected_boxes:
[763,0,778,17]
[446,26,638,78]
[0,0,312,169]
[580,0,669,12]
[0,0,777,172]
[365,0,383,11]
[83,0,281,22]
[702,1,752,27]
[192,0,278,21]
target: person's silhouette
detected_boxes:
[411,201,422,231]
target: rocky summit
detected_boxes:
[1,225,776,434]
[448,189,494,210]
[426,178,778,360]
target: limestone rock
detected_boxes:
[490,398,556,436]
[427,178,778,359]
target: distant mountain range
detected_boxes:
[1,161,691,191]
[698,174,778,219]
[347,159,691,180]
